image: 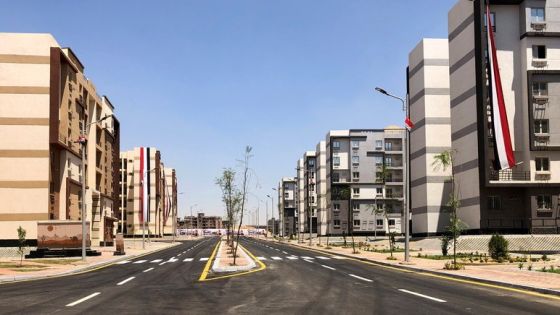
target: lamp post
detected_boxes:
[375,86,410,263]
[77,114,113,261]
[266,194,274,237]
[248,192,263,237]
[141,167,157,250]
[272,187,278,237]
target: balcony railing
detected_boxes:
[489,170,530,181]
[532,58,548,68]
[531,21,547,31]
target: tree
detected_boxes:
[488,233,509,261]
[440,234,450,256]
[367,202,385,240]
[17,226,27,267]
[388,232,397,258]
[432,149,466,267]
[215,168,240,247]
[233,146,252,265]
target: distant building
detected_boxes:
[278,177,297,237]
[181,213,222,229]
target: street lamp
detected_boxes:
[77,114,113,261]
[272,188,278,237]
[375,86,410,263]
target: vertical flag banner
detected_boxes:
[486,5,515,170]
[139,147,145,223]
[145,147,150,222]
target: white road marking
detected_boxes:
[274,249,280,251]
[349,274,373,282]
[159,262,167,266]
[115,260,130,265]
[177,254,182,257]
[182,251,186,254]
[168,257,178,262]
[143,267,154,273]
[398,289,446,303]
[282,251,288,254]
[183,258,194,262]
[256,257,267,260]
[199,257,209,261]
[286,256,298,260]
[133,260,147,264]
[117,276,136,286]
[301,256,314,260]
[316,256,330,260]
[151,259,162,263]
[303,259,314,263]
[332,256,346,259]
[321,264,336,270]
[66,292,101,307]
[271,256,282,260]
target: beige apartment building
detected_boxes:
[278,177,297,237]
[180,213,222,229]
[447,0,560,234]
[120,147,177,237]
[408,38,453,236]
[0,33,120,245]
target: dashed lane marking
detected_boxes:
[286,256,298,260]
[117,276,136,286]
[398,289,446,303]
[301,256,314,260]
[151,259,162,263]
[256,257,267,260]
[199,257,209,261]
[183,258,194,262]
[316,256,330,260]
[282,251,288,254]
[321,264,336,270]
[349,274,373,283]
[143,267,154,273]
[66,292,101,307]
[271,256,282,260]
[133,260,147,264]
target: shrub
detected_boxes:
[386,256,397,261]
[444,261,464,270]
[542,254,549,261]
[440,235,450,256]
[518,263,524,270]
[488,234,508,261]
[528,264,533,271]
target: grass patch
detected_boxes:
[537,266,560,274]
[31,259,82,265]
[9,267,49,272]
[0,263,22,269]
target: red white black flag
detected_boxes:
[486,5,515,170]
[139,147,150,223]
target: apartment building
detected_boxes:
[278,177,297,237]
[408,38,453,236]
[0,33,120,245]
[316,141,328,236]
[325,128,406,236]
[447,0,560,234]
[182,213,222,229]
[120,147,177,237]
[297,151,318,235]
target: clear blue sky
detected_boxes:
[1,0,455,222]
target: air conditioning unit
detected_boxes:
[532,59,548,68]
[531,21,546,31]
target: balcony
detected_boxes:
[533,95,548,105]
[489,170,530,181]
[530,21,546,31]
[532,58,548,68]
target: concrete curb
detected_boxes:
[212,241,256,273]
[272,239,560,298]
[0,241,180,284]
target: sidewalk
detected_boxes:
[0,239,180,283]
[212,238,256,273]
[270,238,560,295]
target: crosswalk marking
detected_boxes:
[256,257,267,260]
[301,256,314,260]
[200,257,209,261]
[332,256,346,259]
[287,256,298,260]
[168,257,178,262]
[271,256,282,260]
[151,259,162,263]
[133,260,147,264]
[316,256,330,260]
[183,258,193,262]
[115,260,130,265]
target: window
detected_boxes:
[537,195,552,210]
[536,157,550,171]
[309,184,315,191]
[333,156,340,166]
[535,119,549,134]
[375,140,383,150]
[385,142,393,151]
[353,188,360,195]
[353,172,360,179]
[333,219,341,227]
[385,156,393,167]
[375,156,383,165]
[333,203,340,211]
[332,173,340,182]
[351,140,360,149]
[488,196,501,210]
[388,219,395,226]
[533,45,546,59]
[284,192,289,198]
[353,203,360,211]
[376,188,383,196]
[484,12,496,32]
[354,220,360,226]
[352,156,359,165]
[531,7,545,22]
[532,82,548,96]
[311,196,315,203]
[376,219,383,226]
[310,172,315,179]
[333,141,340,149]
[386,188,393,197]
[308,160,315,167]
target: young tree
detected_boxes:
[215,168,240,247]
[432,149,466,267]
[17,226,27,267]
[233,146,252,265]
[367,201,385,241]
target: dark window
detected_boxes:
[537,195,552,210]
[332,173,340,182]
[353,172,359,179]
[533,45,546,59]
[333,219,341,227]
[376,219,383,226]
[534,119,549,134]
[532,82,548,96]
[531,8,545,22]
[333,141,340,149]
[536,157,550,171]
[487,196,501,210]
[353,220,360,226]
[388,219,395,226]
[484,12,496,32]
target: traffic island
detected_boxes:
[199,237,265,281]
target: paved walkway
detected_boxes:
[0,239,182,283]
[275,238,560,293]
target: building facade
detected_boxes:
[448,0,560,234]
[181,213,222,229]
[408,38,453,236]
[278,177,297,237]
[0,33,120,245]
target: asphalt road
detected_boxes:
[0,236,558,314]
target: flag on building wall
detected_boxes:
[139,147,150,223]
[486,5,515,170]
[404,117,414,130]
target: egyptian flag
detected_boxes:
[486,5,515,170]
[139,147,150,223]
